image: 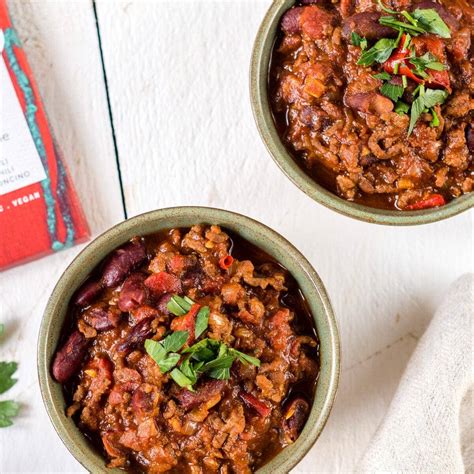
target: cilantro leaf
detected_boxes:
[380,82,404,102]
[167,295,194,316]
[379,16,426,36]
[394,101,410,115]
[0,362,18,395]
[170,368,194,391]
[408,94,425,136]
[157,353,181,373]
[180,356,199,384]
[373,71,392,81]
[357,37,398,66]
[229,348,261,367]
[207,368,231,380]
[409,52,446,72]
[412,9,451,38]
[163,331,189,353]
[0,400,19,428]
[430,107,440,127]
[351,32,367,50]
[203,355,235,372]
[144,339,167,363]
[195,307,209,339]
[422,88,448,109]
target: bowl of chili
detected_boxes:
[250,0,474,225]
[38,206,340,473]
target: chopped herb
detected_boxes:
[393,62,400,74]
[377,0,397,15]
[412,8,451,38]
[351,32,368,50]
[195,307,209,339]
[430,108,440,127]
[373,71,392,81]
[145,331,189,373]
[408,94,425,135]
[207,368,231,380]
[170,368,195,391]
[394,101,410,115]
[156,353,181,373]
[0,362,17,395]
[379,16,426,36]
[167,295,193,316]
[402,75,407,88]
[422,88,449,108]
[380,82,404,102]
[409,52,446,72]
[203,355,235,372]
[162,331,189,353]
[229,348,261,367]
[0,401,19,428]
[407,85,448,135]
[357,37,398,66]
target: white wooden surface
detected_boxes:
[0,1,473,472]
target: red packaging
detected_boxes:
[0,0,89,270]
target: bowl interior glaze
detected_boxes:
[38,207,340,474]
[250,0,474,225]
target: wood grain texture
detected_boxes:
[0,1,122,472]
[96,0,473,471]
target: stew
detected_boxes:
[52,225,319,473]
[270,0,473,210]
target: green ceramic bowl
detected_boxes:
[38,206,340,474]
[250,0,474,225]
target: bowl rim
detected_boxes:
[38,206,341,474]
[249,0,474,226]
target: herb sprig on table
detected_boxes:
[144,295,260,391]
[0,324,20,428]
[350,0,451,135]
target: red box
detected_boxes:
[0,0,89,270]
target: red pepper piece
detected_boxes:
[426,70,451,91]
[219,255,234,270]
[384,34,423,84]
[405,194,446,211]
[239,391,271,418]
[144,272,182,295]
[170,303,200,344]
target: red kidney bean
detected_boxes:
[281,7,303,35]
[282,397,309,442]
[466,124,474,153]
[116,317,154,354]
[345,92,394,115]
[73,279,102,307]
[52,331,89,383]
[83,306,121,331]
[118,273,147,312]
[101,239,147,288]
[175,380,226,410]
[342,12,397,40]
[239,391,271,418]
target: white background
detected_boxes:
[0,1,472,472]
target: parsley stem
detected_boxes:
[377,0,397,15]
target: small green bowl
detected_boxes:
[38,206,340,474]
[250,0,474,225]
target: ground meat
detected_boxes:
[54,227,319,473]
[270,0,473,210]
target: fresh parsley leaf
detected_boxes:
[394,101,410,115]
[422,88,448,109]
[0,400,19,428]
[430,107,440,127]
[144,339,167,362]
[162,331,189,353]
[207,367,231,380]
[379,16,426,36]
[380,82,404,102]
[167,295,194,316]
[157,353,181,373]
[373,71,392,81]
[357,37,398,66]
[402,75,408,88]
[170,368,194,391]
[0,362,18,395]
[195,307,209,339]
[229,348,260,367]
[377,0,397,15]
[203,355,235,372]
[409,52,446,72]
[351,32,368,50]
[180,356,199,384]
[412,9,451,38]
[408,94,425,136]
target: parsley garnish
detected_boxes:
[195,307,210,339]
[412,8,451,38]
[394,101,410,115]
[357,37,399,66]
[351,32,368,50]
[167,295,194,316]
[0,325,20,428]
[409,52,446,73]
[373,71,392,81]
[407,86,448,135]
[380,82,404,102]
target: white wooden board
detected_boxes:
[0,0,472,472]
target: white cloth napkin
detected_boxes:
[358,274,474,473]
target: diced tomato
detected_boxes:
[167,255,186,275]
[144,272,182,295]
[131,305,161,323]
[405,194,446,210]
[239,391,271,418]
[86,356,113,381]
[170,303,200,344]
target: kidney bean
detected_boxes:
[116,317,154,355]
[101,239,147,288]
[466,124,474,153]
[83,306,121,331]
[342,12,397,41]
[345,92,394,115]
[282,397,309,442]
[118,273,147,312]
[240,391,271,418]
[175,380,226,410]
[281,7,303,35]
[73,279,102,307]
[52,331,89,383]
